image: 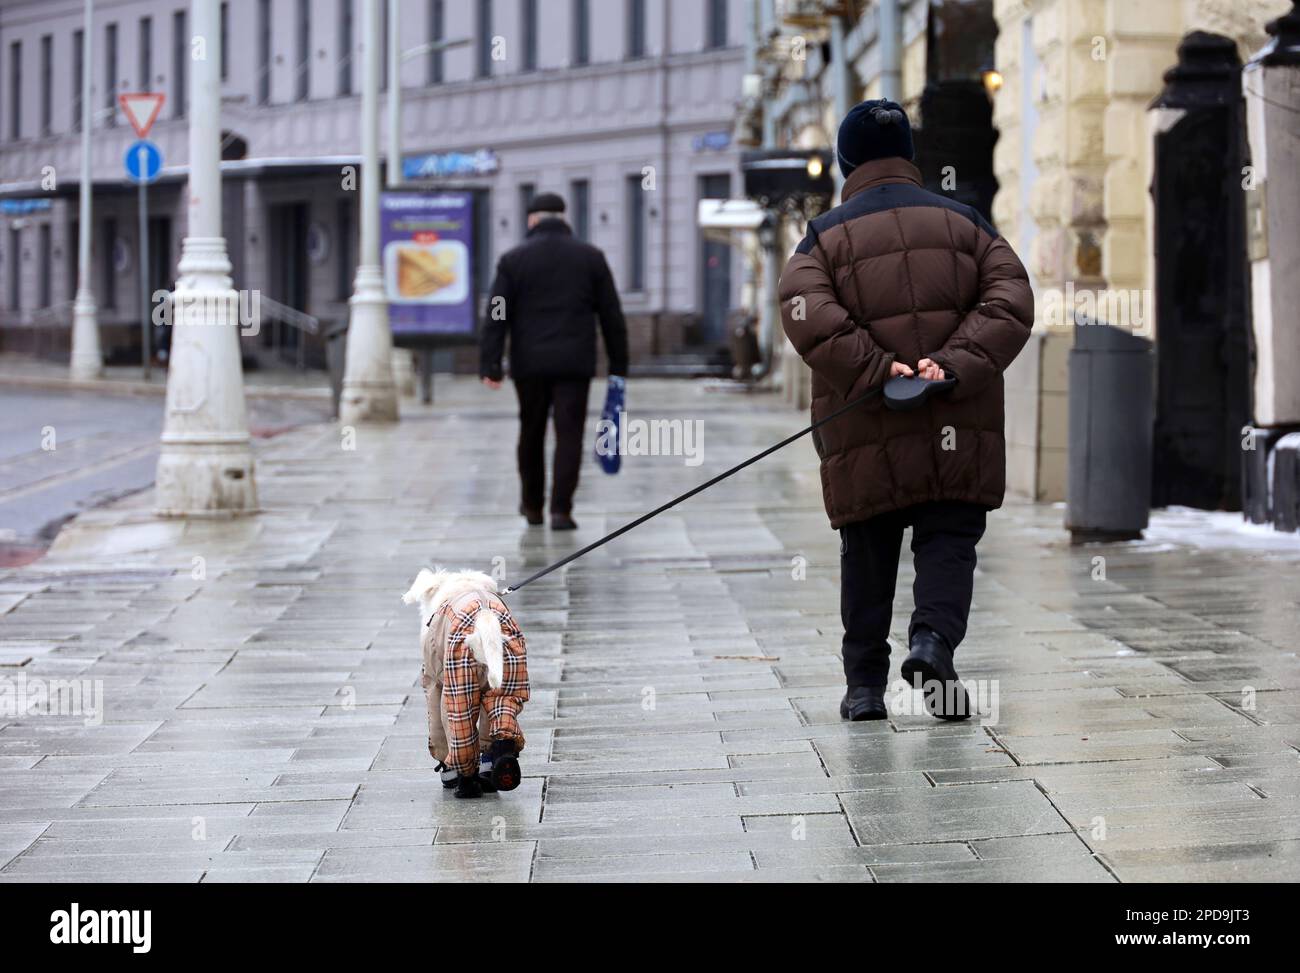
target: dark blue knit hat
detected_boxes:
[836,99,915,179]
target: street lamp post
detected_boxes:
[387,0,401,188]
[384,24,473,189]
[340,0,399,423]
[154,0,258,515]
[69,0,102,380]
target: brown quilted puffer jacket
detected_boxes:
[778,157,1034,529]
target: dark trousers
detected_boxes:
[513,377,591,515]
[840,500,988,689]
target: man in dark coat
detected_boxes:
[779,100,1034,721]
[480,192,629,530]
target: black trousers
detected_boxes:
[840,500,988,689]
[513,376,591,515]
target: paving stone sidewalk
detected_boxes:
[1,377,1298,882]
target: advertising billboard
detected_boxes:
[379,190,476,337]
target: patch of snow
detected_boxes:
[1132,506,1300,553]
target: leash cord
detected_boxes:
[503,386,882,594]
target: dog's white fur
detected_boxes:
[401,568,504,689]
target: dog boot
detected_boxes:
[454,773,483,799]
[485,739,522,792]
[477,751,498,794]
[435,761,458,790]
[900,628,971,721]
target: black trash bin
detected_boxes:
[1066,322,1155,542]
[324,321,349,420]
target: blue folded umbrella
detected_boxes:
[595,376,625,475]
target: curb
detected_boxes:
[0,370,331,402]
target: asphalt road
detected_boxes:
[0,385,330,561]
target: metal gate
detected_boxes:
[1149,32,1252,510]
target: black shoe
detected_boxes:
[550,514,578,531]
[900,628,971,721]
[454,773,483,799]
[519,505,543,526]
[484,739,522,792]
[840,686,888,721]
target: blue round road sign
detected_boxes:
[124,140,162,184]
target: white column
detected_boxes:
[69,0,102,380]
[386,0,402,188]
[155,0,258,515]
[340,0,399,423]
[1245,11,1300,427]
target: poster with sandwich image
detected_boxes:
[380,191,475,336]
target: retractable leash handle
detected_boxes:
[502,384,885,595]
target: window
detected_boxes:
[427,0,444,84]
[570,179,590,242]
[380,0,389,91]
[472,190,492,297]
[173,10,187,117]
[8,42,21,141]
[336,198,353,301]
[139,17,152,92]
[73,30,84,132]
[518,183,536,237]
[627,0,646,59]
[67,220,79,302]
[105,24,118,126]
[38,224,52,308]
[258,0,271,105]
[40,36,53,136]
[220,2,229,80]
[475,0,492,78]
[101,218,117,309]
[8,228,20,311]
[338,0,353,95]
[706,0,727,49]
[625,174,645,291]
[572,0,589,66]
[521,0,537,71]
[296,0,310,101]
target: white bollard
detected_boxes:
[154,0,257,516]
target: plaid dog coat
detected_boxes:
[421,588,529,777]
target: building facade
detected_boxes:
[0,0,748,370]
[751,0,1291,504]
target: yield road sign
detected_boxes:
[125,140,163,184]
[119,92,165,138]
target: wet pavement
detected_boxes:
[1,377,1298,882]
[0,383,331,561]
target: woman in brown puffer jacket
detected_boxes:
[779,99,1034,723]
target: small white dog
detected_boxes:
[401,568,530,798]
[402,568,505,688]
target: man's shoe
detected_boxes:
[484,739,522,792]
[900,628,971,721]
[840,686,888,722]
[551,514,578,531]
[519,505,544,526]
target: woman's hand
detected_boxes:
[916,358,946,380]
[889,360,915,378]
